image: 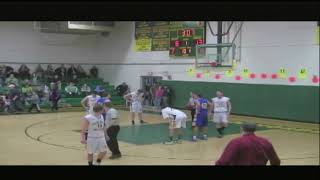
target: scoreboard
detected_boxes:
[134,21,206,56]
[169,21,206,57]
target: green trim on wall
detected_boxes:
[161,80,319,123]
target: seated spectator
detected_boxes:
[5,74,19,86]
[21,82,33,105]
[65,82,79,96]
[5,65,15,78]
[116,82,128,96]
[34,84,50,104]
[70,74,79,84]
[0,65,6,87]
[0,77,4,87]
[45,64,55,83]
[95,85,105,96]
[81,83,91,96]
[55,64,67,82]
[67,64,78,82]
[28,91,40,113]
[31,73,39,86]
[21,83,33,97]
[34,64,45,83]
[76,64,87,78]
[35,86,45,104]
[18,64,31,80]
[7,84,24,113]
[0,94,9,112]
[90,66,98,78]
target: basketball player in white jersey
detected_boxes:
[81,90,101,115]
[161,107,187,145]
[211,91,232,138]
[123,89,145,125]
[81,91,101,142]
[80,104,107,165]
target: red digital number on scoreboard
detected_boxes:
[170,48,176,55]
[196,39,204,45]
[175,40,180,47]
[181,29,193,37]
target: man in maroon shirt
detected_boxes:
[215,122,281,166]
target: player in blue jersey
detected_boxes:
[96,92,111,120]
[192,93,210,141]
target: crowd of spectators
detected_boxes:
[0,64,101,113]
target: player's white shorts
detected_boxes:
[86,137,107,154]
[130,102,143,113]
[86,109,94,115]
[213,112,229,124]
[169,116,187,129]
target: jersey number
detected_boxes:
[97,121,104,129]
[201,103,208,109]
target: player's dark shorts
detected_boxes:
[102,112,106,121]
[85,131,88,140]
[196,114,208,127]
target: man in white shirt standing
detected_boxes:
[161,107,187,145]
[211,91,232,138]
[123,89,145,125]
[103,101,121,159]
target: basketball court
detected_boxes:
[0,21,319,165]
[0,110,318,165]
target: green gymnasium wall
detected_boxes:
[161,80,319,123]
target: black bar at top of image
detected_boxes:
[0,0,319,20]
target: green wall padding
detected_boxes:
[161,80,319,123]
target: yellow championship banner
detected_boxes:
[135,39,152,51]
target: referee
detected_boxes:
[103,101,122,159]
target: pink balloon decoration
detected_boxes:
[261,73,268,79]
[235,75,242,81]
[249,73,256,79]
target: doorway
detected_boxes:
[140,76,162,106]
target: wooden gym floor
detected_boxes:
[0,110,319,165]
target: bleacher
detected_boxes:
[0,77,125,110]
